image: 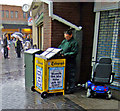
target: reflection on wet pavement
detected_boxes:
[1,44,119,110]
[1,45,86,110]
[2,70,85,110]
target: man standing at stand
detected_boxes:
[58,29,78,94]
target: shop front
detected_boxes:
[35,12,44,50]
[92,2,120,100]
[2,28,19,40]
[2,24,32,40]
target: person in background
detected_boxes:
[16,37,22,58]
[30,37,33,48]
[23,35,31,51]
[15,38,18,53]
[58,28,78,94]
[26,35,30,41]
[3,33,9,59]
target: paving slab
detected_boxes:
[0,44,119,110]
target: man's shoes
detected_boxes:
[6,57,10,59]
[65,90,74,94]
[4,57,10,59]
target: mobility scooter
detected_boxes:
[86,57,115,99]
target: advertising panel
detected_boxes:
[28,17,33,26]
[48,67,64,90]
[36,66,43,90]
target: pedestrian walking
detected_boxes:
[16,37,22,58]
[3,33,10,59]
[58,28,78,94]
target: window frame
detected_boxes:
[2,10,4,18]
[23,12,26,18]
[6,10,9,18]
[15,11,18,18]
[11,11,13,18]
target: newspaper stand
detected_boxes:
[33,48,66,98]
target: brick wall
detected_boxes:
[42,2,95,83]
[43,3,52,50]
[52,2,81,47]
[52,2,95,83]
[1,5,28,22]
[79,2,95,83]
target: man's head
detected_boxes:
[64,29,73,41]
[3,33,8,38]
[27,35,29,39]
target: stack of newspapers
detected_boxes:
[37,48,62,60]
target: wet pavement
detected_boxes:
[0,44,120,110]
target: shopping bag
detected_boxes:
[7,46,10,50]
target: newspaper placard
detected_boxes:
[39,48,62,60]
[48,67,64,90]
[36,66,43,90]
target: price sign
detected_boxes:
[48,67,64,90]
[36,66,43,90]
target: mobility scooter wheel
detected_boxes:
[41,91,48,98]
[106,90,112,100]
[86,88,92,98]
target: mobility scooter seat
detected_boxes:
[86,57,114,99]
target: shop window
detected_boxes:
[115,22,120,58]
[97,10,120,89]
[97,11,114,59]
[40,25,43,50]
[6,10,9,18]
[38,25,43,50]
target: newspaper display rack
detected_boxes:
[33,48,66,98]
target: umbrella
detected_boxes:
[11,34,23,41]
[11,32,23,41]
[13,32,23,38]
